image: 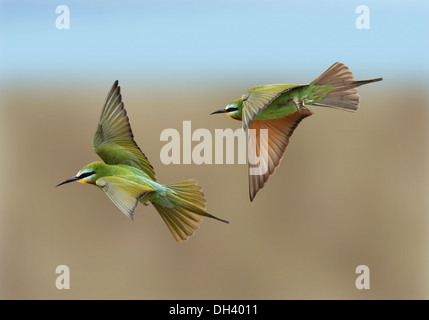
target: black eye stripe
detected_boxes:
[227,107,238,112]
[78,171,95,179]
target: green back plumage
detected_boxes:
[241,84,303,130]
[93,81,157,181]
[247,83,299,94]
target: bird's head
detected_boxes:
[210,99,243,120]
[56,162,101,187]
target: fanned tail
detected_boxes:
[152,179,229,242]
[311,62,382,112]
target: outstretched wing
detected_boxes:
[96,176,155,220]
[241,84,301,131]
[93,81,156,180]
[248,110,313,201]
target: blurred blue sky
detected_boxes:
[0,0,428,84]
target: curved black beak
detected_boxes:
[56,176,79,187]
[210,108,228,115]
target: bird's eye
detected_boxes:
[226,107,238,112]
[77,171,95,179]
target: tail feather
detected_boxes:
[153,203,201,242]
[152,179,229,242]
[311,62,382,112]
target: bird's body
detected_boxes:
[77,162,166,205]
[57,81,228,242]
[211,62,383,201]
[226,83,332,121]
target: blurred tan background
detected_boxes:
[0,80,428,299]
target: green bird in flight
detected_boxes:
[211,62,382,201]
[57,81,228,242]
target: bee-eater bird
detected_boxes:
[211,62,382,201]
[57,81,228,242]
